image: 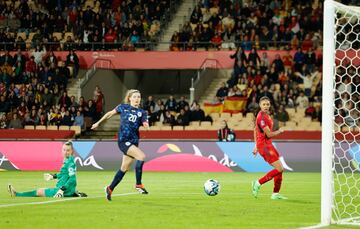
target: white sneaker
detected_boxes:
[271,193,288,200]
[7,184,16,197]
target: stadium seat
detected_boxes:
[231,113,243,121]
[35,125,46,130]
[70,125,81,136]
[172,126,184,130]
[16,32,26,40]
[59,125,70,131]
[64,32,74,40]
[220,113,231,119]
[209,113,220,121]
[200,121,212,127]
[154,121,163,126]
[24,125,35,130]
[190,121,200,127]
[47,125,58,130]
[53,32,63,41]
[149,126,161,131]
[160,126,172,131]
[139,126,147,131]
[184,126,197,130]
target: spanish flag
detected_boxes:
[223,97,247,113]
[203,102,223,114]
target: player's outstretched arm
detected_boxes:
[91,109,117,129]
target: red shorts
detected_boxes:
[257,144,280,164]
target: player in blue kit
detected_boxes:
[91,89,149,201]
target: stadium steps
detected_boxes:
[156,0,195,51]
[199,69,233,104]
[83,130,117,139]
[66,69,87,101]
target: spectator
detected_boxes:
[247,97,259,114]
[66,50,79,77]
[59,110,72,126]
[165,95,177,112]
[0,95,10,113]
[305,102,316,118]
[8,113,23,129]
[32,45,47,65]
[216,82,228,102]
[217,120,235,142]
[176,108,190,126]
[296,91,309,109]
[190,104,205,121]
[58,91,71,108]
[144,95,156,112]
[163,110,176,126]
[276,105,290,123]
[73,111,84,128]
[295,70,317,97]
[84,100,97,122]
[0,113,7,129]
[177,96,189,111]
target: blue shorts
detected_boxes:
[117,141,138,155]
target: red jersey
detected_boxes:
[255,111,273,147]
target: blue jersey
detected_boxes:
[116,104,148,143]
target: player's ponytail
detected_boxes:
[124,89,140,104]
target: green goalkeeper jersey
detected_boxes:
[55,155,77,194]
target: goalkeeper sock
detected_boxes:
[15,190,37,197]
[273,172,283,193]
[135,160,144,185]
[109,169,126,191]
[259,169,281,185]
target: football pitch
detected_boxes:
[0,171,357,229]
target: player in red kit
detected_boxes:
[251,96,287,200]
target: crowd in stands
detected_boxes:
[215,46,323,127]
[0,48,104,131]
[142,95,212,127]
[170,0,324,51]
[0,0,176,51]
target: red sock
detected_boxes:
[273,173,283,193]
[258,169,281,185]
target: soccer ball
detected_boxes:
[204,179,220,196]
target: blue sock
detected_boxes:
[135,160,144,185]
[109,170,126,191]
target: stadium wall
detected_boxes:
[2,50,324,69]
[0,141,329,172]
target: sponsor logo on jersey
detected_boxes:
[261,120,265,126]
[125,142,131,146]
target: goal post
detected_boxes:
[322,0,360,226]
[322,0,335,226]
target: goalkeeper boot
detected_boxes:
[105,186,112,201]
[135,184,148,194]
[7,184,16,197]
[271,193,288,200]
[251,180,261,198]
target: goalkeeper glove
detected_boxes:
[53,189,64,198]
[43,173,56,181]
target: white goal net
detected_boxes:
[323,0,360,226]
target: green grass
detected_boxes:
[0,172,358,229]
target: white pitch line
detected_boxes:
[0,192,138,208]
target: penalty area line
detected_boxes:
[0,192,138,208]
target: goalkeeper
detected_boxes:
[8,141,84,198]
